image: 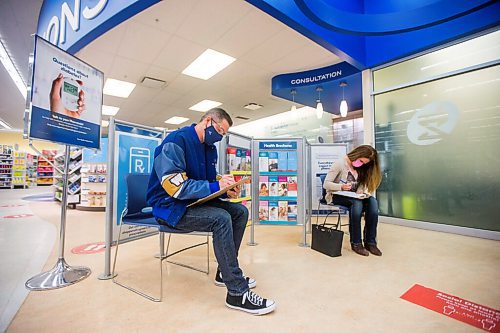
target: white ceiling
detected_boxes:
[0,0,340,130]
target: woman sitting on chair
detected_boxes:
[323,145,382,257]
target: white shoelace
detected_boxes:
[243,291,264,306]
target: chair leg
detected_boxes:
[164,233,210,274]
[316,202,320,225]
[159,232,164,302]
[112,220,162,302]
[206,235,210,275]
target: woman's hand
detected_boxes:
[341,183,352,191]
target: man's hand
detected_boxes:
[50,73,85,118]
[227,185,241,199]
[218,174,235,189]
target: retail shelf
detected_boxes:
[230,170,252,175]
[259,171,297,176]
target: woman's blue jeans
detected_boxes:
[332,195,379,245]
[174,199,249,296]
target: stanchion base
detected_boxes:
[98,273,116,280]
[298,242,310,248]
[25,258,91,290]
[247,242,258,246]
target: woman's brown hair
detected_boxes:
[347,145,381,193]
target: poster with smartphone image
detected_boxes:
[29,35,103,149]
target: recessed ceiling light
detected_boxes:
[103,78,136,98]
[165,116,189,125]
[0,39,27,98]
[182,49,236,80]
[189,99,222,112]
[0,118,12,129]
[102,105,120,116]
[243,103,263,110]
[101,120,109,127]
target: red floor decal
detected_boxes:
[72,242,106,254]
[3,214,34,219]
[401,284,499,332]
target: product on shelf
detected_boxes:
[37,150,56,186]
[79,162,107,209]
[12,151,28,188]
[0,145,14,188]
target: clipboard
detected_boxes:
[187,176,249,207]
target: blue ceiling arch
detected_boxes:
[246,0,500,69]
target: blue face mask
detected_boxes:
[204,120,223,145]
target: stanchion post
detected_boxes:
[99,117,116,280]
[25,145,92,290]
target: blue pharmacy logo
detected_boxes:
[407,101,459,146]
[129,147,150,173]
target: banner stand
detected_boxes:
[25,144,91,290]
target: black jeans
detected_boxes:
[332,195,379,245]
[175,199,249,296]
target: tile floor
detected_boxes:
[1,187,499,333]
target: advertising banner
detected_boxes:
[113,130,162,241]
[29,35,103,149]
[310,144,347,213]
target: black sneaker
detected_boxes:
[214,270,256,289]
[226,290,276,315]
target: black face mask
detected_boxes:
[204,120,223,145]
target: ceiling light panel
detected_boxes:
[165,116,189,125]
[102,105,120,116]
[0,39,27,98]
[103,78,136,98]
[189,99,222,112]
[0,118,12,129]
[182,49,236,80]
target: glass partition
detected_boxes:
[374,65,500,231]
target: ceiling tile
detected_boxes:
[85,23,127,55]
[212,10,283,58]
[240,28,308,67]
[117,22,171,64]
[130,0,197,34]
[108,56,150,84]
[175,0,252,47]
[153,36,205,72]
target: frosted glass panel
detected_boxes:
[374,65,500,231]
[374,30,500,91]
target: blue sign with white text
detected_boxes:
[30,36,103,149]
[37,0,160,54]
[259,141,297,150]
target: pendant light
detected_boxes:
[290,89,297,112]
[339,81,348,117]
[316,86,323,119]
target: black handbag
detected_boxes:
[311,222,344,257]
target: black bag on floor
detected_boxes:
[311,223,344,257]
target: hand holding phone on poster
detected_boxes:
[50,73,85,118]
